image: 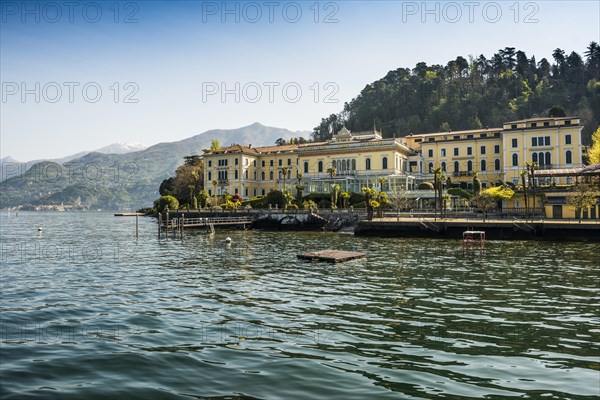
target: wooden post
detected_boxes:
[181,214,185,239]
[166,212,170,239]
[158,212,161,238]
[136,213,139,238]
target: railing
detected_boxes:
[453,171,472,177]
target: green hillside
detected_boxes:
[313,43,600,145]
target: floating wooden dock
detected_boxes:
[297,249,366,263]
[114,213,144,217]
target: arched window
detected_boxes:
[318,161,323,173]
[235,170,238,180]
[532,153,538,163]
[454,161,459,172]
[254,171,257,180]
[566,150,572,164]
[428,162,434,172]
[278,171,282,180]
[481,159,487,171]
[342,160,346,171]
[467,160,473,171]
[351,159,356,171]
[512,153,518,166]
[208,171,212,181]
[270,171,274,180]
[441,162,446,172]
[494,159,500,171]
[288,170,291,179]
[245,170,248,179]
[261,171,265,180]
[545,152,551,166]
[382,157,388,170]
[538,152,544,164]
[304,161,309,173]
[366,158,371,170]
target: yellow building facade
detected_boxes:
[203,116,586,199]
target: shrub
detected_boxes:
[154,195,179,213]
[418,182,434,190]
[349,191,365,205]
[447,188,473,199]
[266,190,286,208]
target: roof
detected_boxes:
[505,116,578,124]
[534,164,600,177]
[409,127,502,138]
[254,144,299,153]
[210,144,257,155]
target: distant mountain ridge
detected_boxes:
[0,123,310,210]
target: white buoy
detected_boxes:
[37,227,43,232]
[225,237,232,243]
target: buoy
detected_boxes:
[37,227,43,232]
[225,237,232,243]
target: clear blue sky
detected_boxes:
[1,0,598,160]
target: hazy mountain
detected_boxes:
[0,123,309,210]
[94,142,147,154]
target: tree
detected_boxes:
[280,166,290,190]
[567,184,599,223]
[339,191,350,209]
[210,140,221,152]
[361,187,377,220]
[154,195,179,213]
[548,106,566,118]
[472,171,481,194]
[589,126,600,164]
[198,190,209,208]
[330,184,340,208]
[275,138,287,146]
[470,193,496,221]
[184,155,202,166]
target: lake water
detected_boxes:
[1,212,599,399]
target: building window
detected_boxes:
[428,137,435,142]
[428,162,433,172]
[545,152,551,165]
[532,153,538,163]
[270,160,274,166]
[494,145,500,154]
[245,188,248,197]
[234,170,238,180]
[512,153,518,166]
[253,160,256,167]
[480,146,486,155]
[441,149,446,157]
[318,161,323,173]
[382,157,388,169]
[261,171,265,180]
[531,123,537,128]
[235,158,238,165]
[453,135,460,140]
[235,188,238,194]
[494,159,500,171]
[565,120,571,125]
[304,161,309,173]
[262,160,265,167]
[565,134,572,145]
[428,149,433,157]
[454,148,459,156]
[269,171,274,180]
[480,133,487,138]
[278,159,282,166]
[467,147,472,155]
[254,171,257,180]
[481,159,487,171]
[454,161,459,172]
[566,150,572,164]
[511,124,517,129]
[532,137,537,146]
[545,136,550,146]
[208,160,212,167]
[467,160,473,171]
[208,171,211,181]
[467,134,474,139]
[352,159,356,170]
[287,158,291,165]
[544,122,550,127]
[261,189,265,196]
[253,189,257,196]
[512,138,518,147]
[441,162,446,172]
[366,158,371,170]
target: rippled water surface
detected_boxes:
[1,212,599,399]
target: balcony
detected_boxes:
[535,164,554,170]
[453,171,471,177]
[217,179,229,185]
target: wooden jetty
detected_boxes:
[158,214,254,239]
[297,249,366,263]
[114,212,144,217]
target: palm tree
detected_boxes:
[378,177,386,192]
[326,166,337,192]
[280,166,289,191]
[520,168,529,216]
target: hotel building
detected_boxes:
[203,116,585,197]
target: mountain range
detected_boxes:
[0,123,309,210]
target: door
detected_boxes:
[552,205,563,219]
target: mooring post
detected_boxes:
[166,211,170,239]
[158,212,162,238]
[136,213,139,238]
[181,214,185,239]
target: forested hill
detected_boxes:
[313,43,600,144]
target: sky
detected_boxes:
[1,0,599,161]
